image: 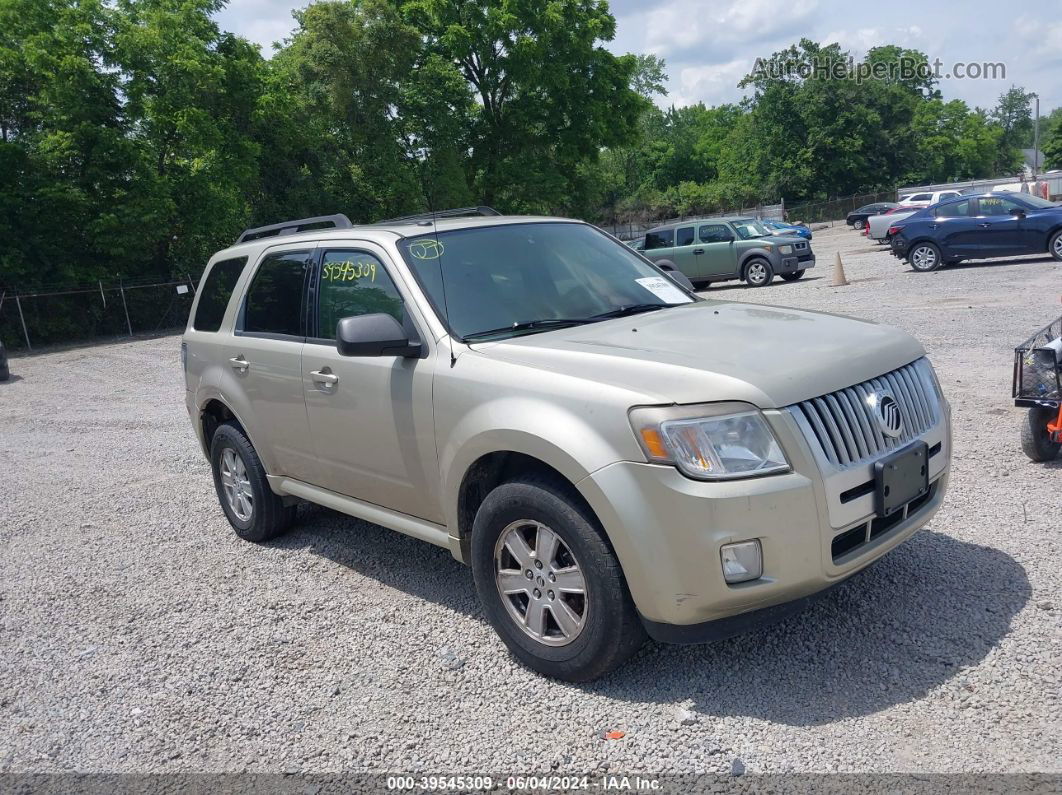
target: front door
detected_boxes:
[696,223,738,280]
[973,196,1033,255]
[300,244,442,523]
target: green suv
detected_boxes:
[643,217,815,288]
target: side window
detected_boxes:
[935,201,970,218]
[699,224,732,243]
[193,256,246,332]
[978,197,1020,217]
[316,250,404,340]
[910,193,932,202]
[675,226,695,247]
[242,250,309,337]
[644,229,674,250]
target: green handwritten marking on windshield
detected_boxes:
[323,259,377,282]
[408,239,445,260]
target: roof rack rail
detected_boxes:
[236,214,353,244]
[374,206,501,225]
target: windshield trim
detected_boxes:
[396,220,700,343]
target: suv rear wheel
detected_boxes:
[471,476,646,681]
[743,258,774,287]
[909,242,943,272]
[210,421,296,542]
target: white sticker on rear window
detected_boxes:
[635,276,692,305]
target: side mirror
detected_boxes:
[336,313,421,358]
[1009,207,1026,218]
[653,260,696,292]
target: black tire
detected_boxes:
[743,258,774,287]
[1021,407,1061,462]
[853,219,865,230]
[908,241,943,273]
[780,269,805,282]
[1049,230,1062,262]
[210,421,296,542]
[471,475,646,682]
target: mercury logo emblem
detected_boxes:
[872,392,904,438]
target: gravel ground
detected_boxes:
[0,224,1059,776]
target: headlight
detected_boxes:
[779,244,793,255]
[629,402,790,480]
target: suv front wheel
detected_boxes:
[210,421,297,542]
[743,258,774,287]
[471,476,646,681]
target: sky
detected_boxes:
[216,0,1062,118]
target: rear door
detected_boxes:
[221,248,318,481]
[299,243,442,522]
[930,199,981,256]
[696,222,738,279]
[668,225,697,274]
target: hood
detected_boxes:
[474,301,925,408]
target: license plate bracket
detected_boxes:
[874,442,929,517]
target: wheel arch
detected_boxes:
[454,450,598,563]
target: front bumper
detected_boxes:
[778,253,815,272]
[577,403,950,635]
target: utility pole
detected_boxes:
[1031,92,1040,179]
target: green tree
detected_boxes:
[404,0,646,211]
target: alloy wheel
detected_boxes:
[494,520,588,646]
[911,245,938,271]
[747,262,768,285]
[1053,235,1062,259]
[220,448,253,522]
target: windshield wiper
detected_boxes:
[463,318,594,341]
[589,303,669,320]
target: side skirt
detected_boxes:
[267,475,451,550]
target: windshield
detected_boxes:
[1020,195,1059,210]
[731,219,771,239]
[399,222,694,341]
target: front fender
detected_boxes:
[738,248,778,271]
[439,396,629,550]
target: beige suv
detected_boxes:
[182,208,951,681]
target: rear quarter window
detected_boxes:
[644,229,674,250]
[193,256,247,332]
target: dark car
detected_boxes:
[0,341,8,381]
[889,193,1062,272]
[846,202,899,229]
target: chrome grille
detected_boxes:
[790,359,939,469]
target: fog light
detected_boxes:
[720,540,762,584]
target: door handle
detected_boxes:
[978,222,991,228]
[228,356,249,372]
[310,369,339,387]
[693,248,704,255]
[928,224,938,230]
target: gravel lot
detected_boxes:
[1,224,1059,776]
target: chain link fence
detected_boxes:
[599,202,787,241]
[784,191,898,225]
[0,276,198,353]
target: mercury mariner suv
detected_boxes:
[182,207,951,681]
